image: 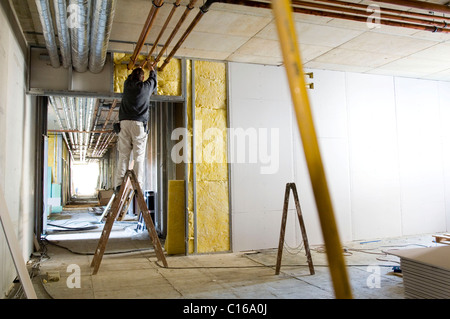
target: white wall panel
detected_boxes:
[0,3,36,296]
[229,62,450,252]
[293,69,352,244]
[438,82,450,231]
[346,73,402,240]
[395,78,446,235]
[229,63,296,251]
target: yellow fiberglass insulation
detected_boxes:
[165,180,186,255]
[113,53,181,96]
[194,60,229,253]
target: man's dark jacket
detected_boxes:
[119,70,157,123]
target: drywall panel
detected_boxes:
[438,81,450,231]
[346,73,402,239]
[229,62,296,251]
[394,77,446,235]
[307,69,347,138]
[0,2,36,297]
[293,69,352,244]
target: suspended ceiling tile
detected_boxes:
[295,22,365,47]
[311,47,401,68]
[113,0,153,25]
[325,18,373,32]
[408,29,450,42]
[226,53,282,65]
[371,56,450,77]
[423,68,450,81]
[409,42,450,61]
[304,60,373,73]
[180,31,249,53]
[174,47,230,61]
[211,2,273,17]
[110,22,155,43]
[254,21,280,41]
[195,10,272,37]
[292,12,333,24]
[339,31,438,56]
[233,38,281,58]
[300,44,334,62]
[369,25,422,37]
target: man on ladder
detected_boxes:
[91,65,166,275]
[114,66,157,192]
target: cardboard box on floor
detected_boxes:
[98,189,114,206]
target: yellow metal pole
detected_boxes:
[271,0,352,299]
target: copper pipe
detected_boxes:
[316,0,450,22]
[151,0,198,67]
[291,0,449,28]
[222,0,450,33]
[159,10,204,70]
[159,0,219,70]
[92,100,117,157]
[371,0,450,15]
[160,0,450,71]
[128,0,165,70]
[142,0,183,68]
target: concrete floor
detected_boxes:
[29,210,440,300]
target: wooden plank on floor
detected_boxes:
[0,186,37,299]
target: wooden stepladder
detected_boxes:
[90,169,168,275]
[276,182,314,275]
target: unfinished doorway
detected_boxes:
[72,161,100,196]
[146,100,185,238]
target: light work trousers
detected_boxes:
[114,120,148,190]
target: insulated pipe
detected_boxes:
[70,0,91,73]
[143,0,183,67]
[152,0,198,67]
[89,0,117,73]
[52,0,72,68]
[84,98,95,158]
[35,0,61,68]
[89,100,102,150]
[127,0,165,70]
[158,0,218,70]
[68,97,78,149]
[272,0,352,299]
[60,97,75,149]
[49,97,71,155]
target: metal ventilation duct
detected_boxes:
[35,0,61,68]
[52,0,72,68]
[89,0,116,73]
[69,0,91,72]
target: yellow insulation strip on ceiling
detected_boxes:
[194,61,229,253]
[113,53,182,96]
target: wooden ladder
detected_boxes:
[276,182,315,275]
[90,169,168,275]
